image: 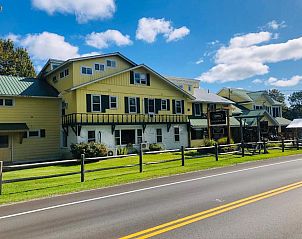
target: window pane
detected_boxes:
[93,104,101,111]
[29,131,39,137]
[121,130,135,145]
[87,68,92,74]
[93,96,100,103]
[81,67,86,74]
[60,72,64,78]
[161,100,167,110]
[115,130,120,137]
[5,99,13,106]
[174,127,179,134]
[88,131,95,142]
[137,129,142,136]
[64,69,69,76]
[0,135,9,148]
[0,99,3,105]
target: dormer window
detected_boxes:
[106,60,116,68]
[95,63,105,71]
[81,66,93,75]
[134,72,147,85]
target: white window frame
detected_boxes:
[156,128,162,143]
[137,129,143,144]
[91,95,102,112]
[134,72,147,85]
[0,98,14,107]
[106,59,117,68]
[148,98,155,113]
[272,106,281,117]
[175,100,182,114]
[254,105,263,110]
[87,130,96,143]
[94,63,105,72]
[174,127,180,142]
[115,130,121,145]
[128,97,137,113]
[109,96,118,109]
[194,103,201,116]
[27,130,41,138]
[161,99,167,110]
[81,66,93,75]
[60,68,69,78]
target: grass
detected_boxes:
[1,148,302,205]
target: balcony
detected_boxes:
[62,113,189,126]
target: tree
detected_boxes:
[0,39,36,77]
[267,89,286,106]
[283,91,302,120]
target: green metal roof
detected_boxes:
[0,75,58,97]
[275,117,291,126]
[190,117,240,128]
[0,123,29,132]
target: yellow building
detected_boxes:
[0,76,61,162]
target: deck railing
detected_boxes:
[62,113,189,126]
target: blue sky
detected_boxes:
[1,0,302,94]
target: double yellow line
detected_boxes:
[120,181,302,239]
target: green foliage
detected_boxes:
[217,137,234,145]
[284,91,302,120]
[126,143,138,154]
[70,142,108,158]
[0,39,36,77]
[149,143,163,151]
[117,147,128,155]
[266,142,282,148]
[267,89,286,109]
[203,138,216,147]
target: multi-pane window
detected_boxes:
[60,68,69,78]
[60,71,64,78]
[0,135,9,148]
[161,99,167,110]
[148,99,155,113]
[129,97,137,113]
[92,95,101,112]
[81,66,93,75]
[174,127,180,142]
[254,105,263,110]
[194,103,201,116]
[95,63,105,71]
[137,129,143,144]
[106,60,116,68]
[115,130,121,145]
[191,129,203,140]
[0,98,13,107]
[88,131,96,142]
[175,100,182,114]
[28,130,40,138]
[110,96,117,109]
[272,107,281,117]
[134,72,147,85]
[52,76,58,83]
[156,129,162,143]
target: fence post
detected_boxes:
[181,146,185,166]
[139,144,143,173]
[81,154,85,182]
[241,141,245,157]
[297,138,300,150]
[282,138,285,152]
[0,161,3,195]
[215,143,219,161]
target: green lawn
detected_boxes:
[1,148,302,205]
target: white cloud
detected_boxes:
[195,58,204,64]
[5,33,20,42]
[136,17,190,43]
[252,79,263,84]
[85,30,132,49]
[266,20,287,30]
[267,75,302,87]
[166,26,190,42]
[198,31,302,83]
[31,0,116,23]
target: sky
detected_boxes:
[1,0,302,95]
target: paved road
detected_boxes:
[1,155,302,239]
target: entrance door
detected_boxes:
[0,134,12,162]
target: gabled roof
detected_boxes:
[237,109,279,126]
[38,52,137,78]
[287,119,302,128]
[68,64,195,100]
[275,117,292,126]
[0,75,59,98]
[217,88,253,102]
[193,88,233,104]
[165,76,200,84]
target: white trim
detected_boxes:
[175,100,182,114]
[148,98,155,113]
[134,72,147,85]
[87,130,96,143]
[91,95,102,112]
[0,98,15,107]
[109,96,118,109]
[106,59,117,68]
[161,99,167,110]
[94,62,105,72]
[174,126,180,142]
[128,97,138,114]
[81,66,93,75]
[27,130,41,138]
[194,103,201,116]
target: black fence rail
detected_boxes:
[62,113,189,126]
[0,139,301,195]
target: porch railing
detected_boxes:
[62,113,189,126]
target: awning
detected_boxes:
[190,117,240,128]
[286,119,302,128]
[0,123,29,132]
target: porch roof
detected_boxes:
[0,123,29,132]
[286,119,302,128]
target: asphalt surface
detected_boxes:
[1,155,302,239]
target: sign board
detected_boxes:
[209,111,227,126]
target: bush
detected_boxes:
[70,142,107,158]
[117,147,128,155]
[126,143,138,154]
[203,138,216,147]
[149,143,163,151]
[266,142,282,148]
[217,137,234,145]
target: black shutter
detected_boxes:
[200,103,203,114]
[86,94,91,112]
[147,73,150,86]
[40,129,46,138]
[136,97,140,113]
[144,98,149,114]
[192,103,196,116]
[101,95,109,113]
[167,99,170,111]
[181,100,185,114]
[130,71,134,84]
[155,99,161,114]
[172,100,176,114]
[124,97,129,113]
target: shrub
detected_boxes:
[117,147,128,155]
[126,143,138,154]
[203,138,216,147]
[217,137,234,145]
[70,142,107,158]
[266,142,282,148]
[149,143,163,151]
